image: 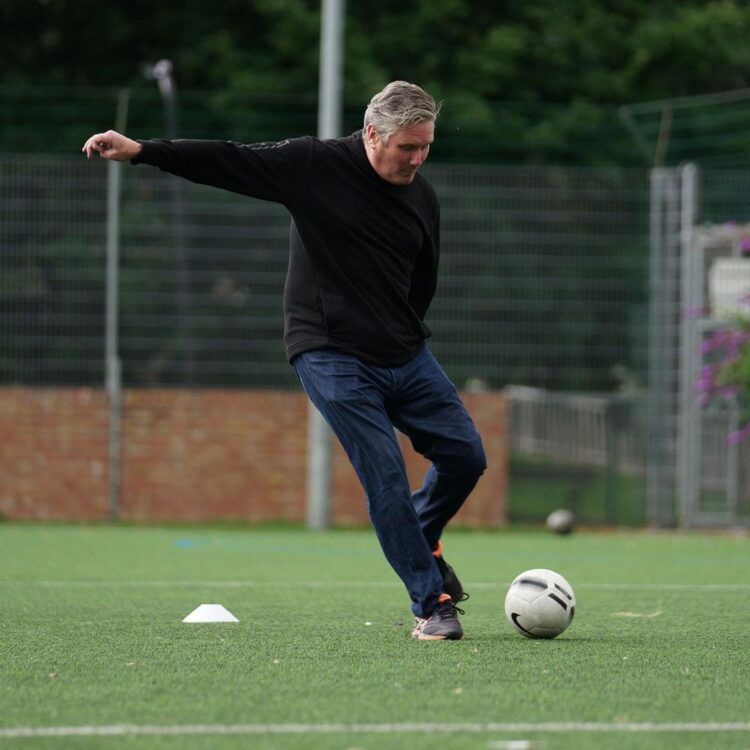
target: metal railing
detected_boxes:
[506,385,646,474]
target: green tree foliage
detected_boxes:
[5,1,750,165]
[5,1,750,107]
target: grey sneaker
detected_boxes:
[411,596,464,641]
[433,541,468,604]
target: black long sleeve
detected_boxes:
[132,131,440,367]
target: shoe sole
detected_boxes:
[411,630,464,641]
[416,634,464,640]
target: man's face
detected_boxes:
[365,120,434,186]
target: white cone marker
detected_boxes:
[182,604,239,623]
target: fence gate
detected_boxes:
[650,164,750,528]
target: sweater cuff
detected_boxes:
[131,139,156,165]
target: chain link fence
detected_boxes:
[1,155,651,393]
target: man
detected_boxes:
[83,81,486,640]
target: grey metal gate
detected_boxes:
[650,164,750,527]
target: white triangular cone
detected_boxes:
[182,604,239,623]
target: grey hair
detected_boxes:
[363,81,440,142]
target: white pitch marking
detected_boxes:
[0,581,748,591]
[10,580,400,588]
[1,722,750,738]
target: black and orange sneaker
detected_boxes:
[411,594,464,640]
[433,541,468,604]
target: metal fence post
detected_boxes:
[104,90,129,522]
[677,163,700,527]
[307,0,346,530]
[105,157,122,522]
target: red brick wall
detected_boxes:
[121,390,309,522]
[0,387,506,526]
[0,388,109,519]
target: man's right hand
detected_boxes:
[82,130,143,161]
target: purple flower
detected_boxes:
[699,329,750,360]
[699,330,732,355]
[741,236,750,256]
[694,364,717,393]
[695,313,750,432]
[727,421,750,445]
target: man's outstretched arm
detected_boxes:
[82,130,142,161]
[83,129,309,204]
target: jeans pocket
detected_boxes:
[294,350,364,403]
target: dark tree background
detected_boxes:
[4,0,750,164]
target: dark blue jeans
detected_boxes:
[293,347,486,618]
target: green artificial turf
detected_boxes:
[1,524,749,750]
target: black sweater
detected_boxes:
[132,131,440,367]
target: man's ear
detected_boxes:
[365,123,380,149]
